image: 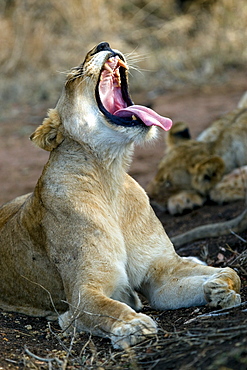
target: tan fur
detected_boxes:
[166,121,191,147]
[148,103,247,214]
[0,43,241,349]
[210,165,247,203]
[168,190,205,215]
[30,109,64,151]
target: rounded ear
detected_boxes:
[166,121,191,148]
[190,156,225,194]
[30,109,64,151]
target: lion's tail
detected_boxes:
[171,209,247,247]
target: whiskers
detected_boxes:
[125,49,151,76]
[57,65,87,84]
[56,67,92,95]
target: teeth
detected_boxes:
[118,58,128,70]
[104,57,128,73]
[115,69,121,87]
[102,56,128,86]
[104,63,114,73]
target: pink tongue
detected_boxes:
[114,105,172,131]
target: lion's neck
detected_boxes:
[52,137,134,183]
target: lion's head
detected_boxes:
[31,42,172,155]
[147,122,225,208]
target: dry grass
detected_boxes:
[1,0,247,106]
[20,301,247,369]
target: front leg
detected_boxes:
[203,267,241,308]
[142,256,241,310]
[50,231,156,349]
[45,204,158,349]
[58,283,157,349]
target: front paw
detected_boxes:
[203,267,241,308]
[110,313,157,349]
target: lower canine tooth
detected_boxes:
[104,63,113,73]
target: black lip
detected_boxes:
[95,53,146,128]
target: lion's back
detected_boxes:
[0,193,32,229]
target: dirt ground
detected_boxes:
[0,69,247,369]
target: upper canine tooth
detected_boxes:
[104,63,114,73]
[118,59,128,70]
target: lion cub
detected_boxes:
[0,42,241,349]
[148,96,247,214]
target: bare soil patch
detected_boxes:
[0,71,246,369]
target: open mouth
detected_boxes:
[95,54,173,131]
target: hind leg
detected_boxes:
[142,255,241,310]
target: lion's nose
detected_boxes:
[95,42,112,53]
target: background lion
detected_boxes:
[0,42,241,349]
[148,94,247,214]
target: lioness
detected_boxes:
[0,42,241,349]
[148,98,247,214]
